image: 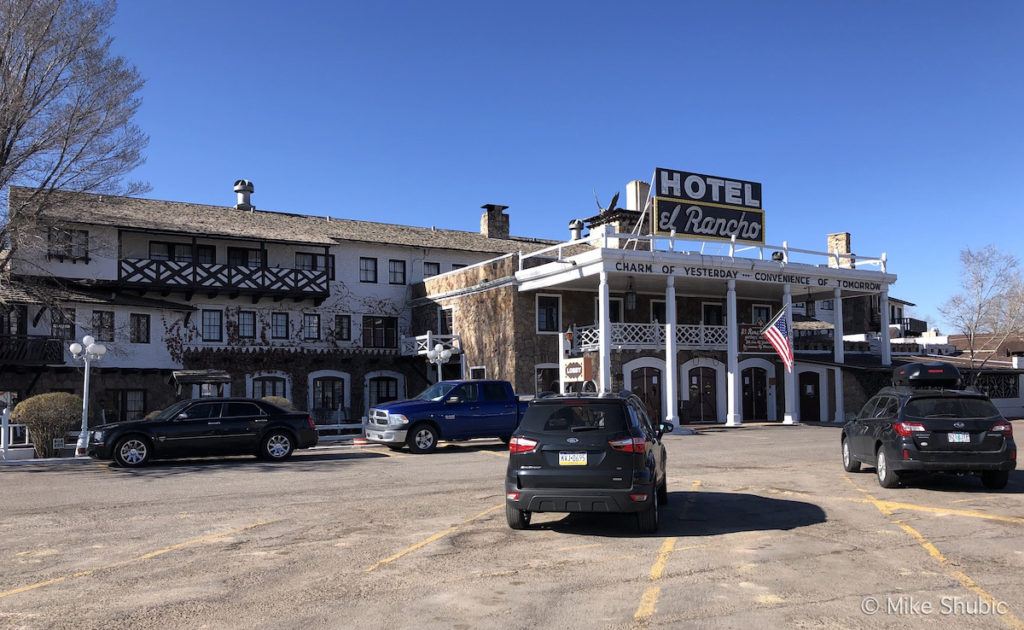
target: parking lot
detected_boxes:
[1,423,1023,629]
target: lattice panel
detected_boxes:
[703,326,728,346]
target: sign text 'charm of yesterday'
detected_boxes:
[653,167,765,245]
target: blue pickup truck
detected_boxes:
[365,380,529,453]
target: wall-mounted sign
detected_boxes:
[740,324,774,353]
[562,357,593,383]
[608,259,885,293]
[653,167,765,245]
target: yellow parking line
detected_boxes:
[480,450,507,459]
[0,521,273,600]
[633,480,701,622]
[365,504,503,573]
[857,498,1024,526]
[844,476,1024,630]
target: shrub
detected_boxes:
[261,396,293,410]
[11,392,83,458]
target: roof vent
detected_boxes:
[569,219,584,240]
[233,179,254,211]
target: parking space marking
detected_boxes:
[633,480,702,622]
[0,521,273,600]
[844,476,1024,630]
[858,498,1024,526]
[479,450,507,459]
[364,503,503,573]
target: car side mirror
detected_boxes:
[659,422,674,435]
[445,396,462,405]
[177,413,189,420]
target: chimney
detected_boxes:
[233,179,254,211]
[827,232,854,269]
[480,203,509,239]
[625,180,650,211]
[569,219,584,240]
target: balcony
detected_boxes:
[574,323,729,352]
[893,317,928,337]
[118,259,329,301]
[0,335,63,365]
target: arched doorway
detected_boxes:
[630,367,663,422]
[687,367,718,423]
[799,371,821,422]
[742,366,769,421]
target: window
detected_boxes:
[149,241,203,263]
[820,300,834,311]
[303,313,320,340]
[362,316,397,348]
[51,308,75,340]
[451,263,467,271]
[312,377,346,422]
[651,300,666,324]
[296,253,334,280]
[228,247,261,268]
[388,259,406,284]
[424,262,440,278]
[109,389,146,422]
[535,365,560,395]
[198,383,225,398]
[201,310,223,342]
[359,257,377,283]
[702,303,724,326]
[224,402,264,417]
[334,314,351,341]
[469,366,486,379]
[593,298,624,324]
[252,376,287,398]
[537,295,561,333]
[183,402,222,420]
[149,242,170,260]
[438,308,453,335]
[47,228,89,260]
[752,305,772,326]
[481,382,508,402]
[92,311,114,342]
[129,314,150,344]
[237,311,256,339]
[196,244,216,264]
[271,313,289,339]
[368,376,399,407]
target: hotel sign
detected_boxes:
[653,167,765,245]
[562,357,593,383]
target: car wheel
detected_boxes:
[407,424,438,454]
[842,437,861,472]
[506,503,531,530]
[113,436,151,468]
[876,448,900,488]
[657,478,669,505]
[261,431,294,461]
[981,471,1009,490]
[636,491,659,534]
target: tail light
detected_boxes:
[992,421,1013,437]
[509,436,538,454]
[892,421,926,437]
[306,415,316,430]
[506,491,520,501]
[609,437,647,453]
[629,493,649,502]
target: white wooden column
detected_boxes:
[783,283,798,424]
[879,287,892,367]
[664,275,678,425]
[598,271,612,393]
[726,279,741,426]
[833,287,845,423]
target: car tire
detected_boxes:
[386,444,405,452]
[842,437,861,472]
[981,470,1009,490]
[876,448,900,488]
[506,503,531,530]
[657,478,669,505]
[407,424,438,454]
[260,431,294,461]
[113,435,151,468]
[637,492,659,534]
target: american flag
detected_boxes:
[760,307,794,372]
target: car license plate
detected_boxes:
[948,432,970,443]
[559,452,587,466]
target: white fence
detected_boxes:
[575,323,729,351]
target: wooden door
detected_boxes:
[742,367,769,421]
[630,367,663,423]
[799,371,821,422]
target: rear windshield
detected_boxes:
[519,403,627,434]
[904,397,1001,419]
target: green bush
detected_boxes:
[11,392,82,458]
[261,396,293,410]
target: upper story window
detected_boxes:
[752,305,772,325]
[47,228,89,262]
[820,300,834,311]
[388,260,406,285]
[423,262,440,278]
[302,313,320,340]
[129,313,150,344]
[92,311,114,342]
[452,263,467,271]
[149,242,213,263]
[227,247,261,269]
[201,310,223,342]
[296,253,336,280]
[334,314,351,341]
[359,257,378,283]
[438,308,453,335]
[537,295,561,333]
[362,316,397,348]
[237,311,256,339]
[51,308,75,340]
[271,312,289,339]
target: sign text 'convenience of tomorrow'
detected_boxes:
[612,260,883,292]
[654,167,765,245]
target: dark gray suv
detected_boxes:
[504,393,673,533]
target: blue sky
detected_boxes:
[109,1,1023,327]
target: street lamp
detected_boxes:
[69,335,107,457]
[425,343,457,382]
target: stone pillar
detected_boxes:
[783,283,799,424]
[880,287,892,367]
[598,271,612,393]
[833,287,845,423]
[664,275,678,425]
[726,279,741,427]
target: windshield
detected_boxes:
[415,382,460,402]
[904,397,1001,419]
[151,400,193,421]
[519,403,626,434]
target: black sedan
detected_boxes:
[88,398,319,467]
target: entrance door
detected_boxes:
[799,371,821,422]
[742,367,769,421]
[687,367,718,423]
[630,367,663,423]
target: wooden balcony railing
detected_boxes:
[0,335,63,365]
[118,259,329,297]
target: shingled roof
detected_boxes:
[8,187,557,255]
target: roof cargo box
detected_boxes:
[892,362,962,388]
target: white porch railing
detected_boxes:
[2,423,29,447]
[574,323,728,351]
[401,331,461,356]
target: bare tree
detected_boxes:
[939,246,1024,373]
[0,0,148,294]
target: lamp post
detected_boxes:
[69,335,107,457]
[425,343,456,382]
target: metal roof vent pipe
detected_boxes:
[569,219,584,240]
[234,179,254,211]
